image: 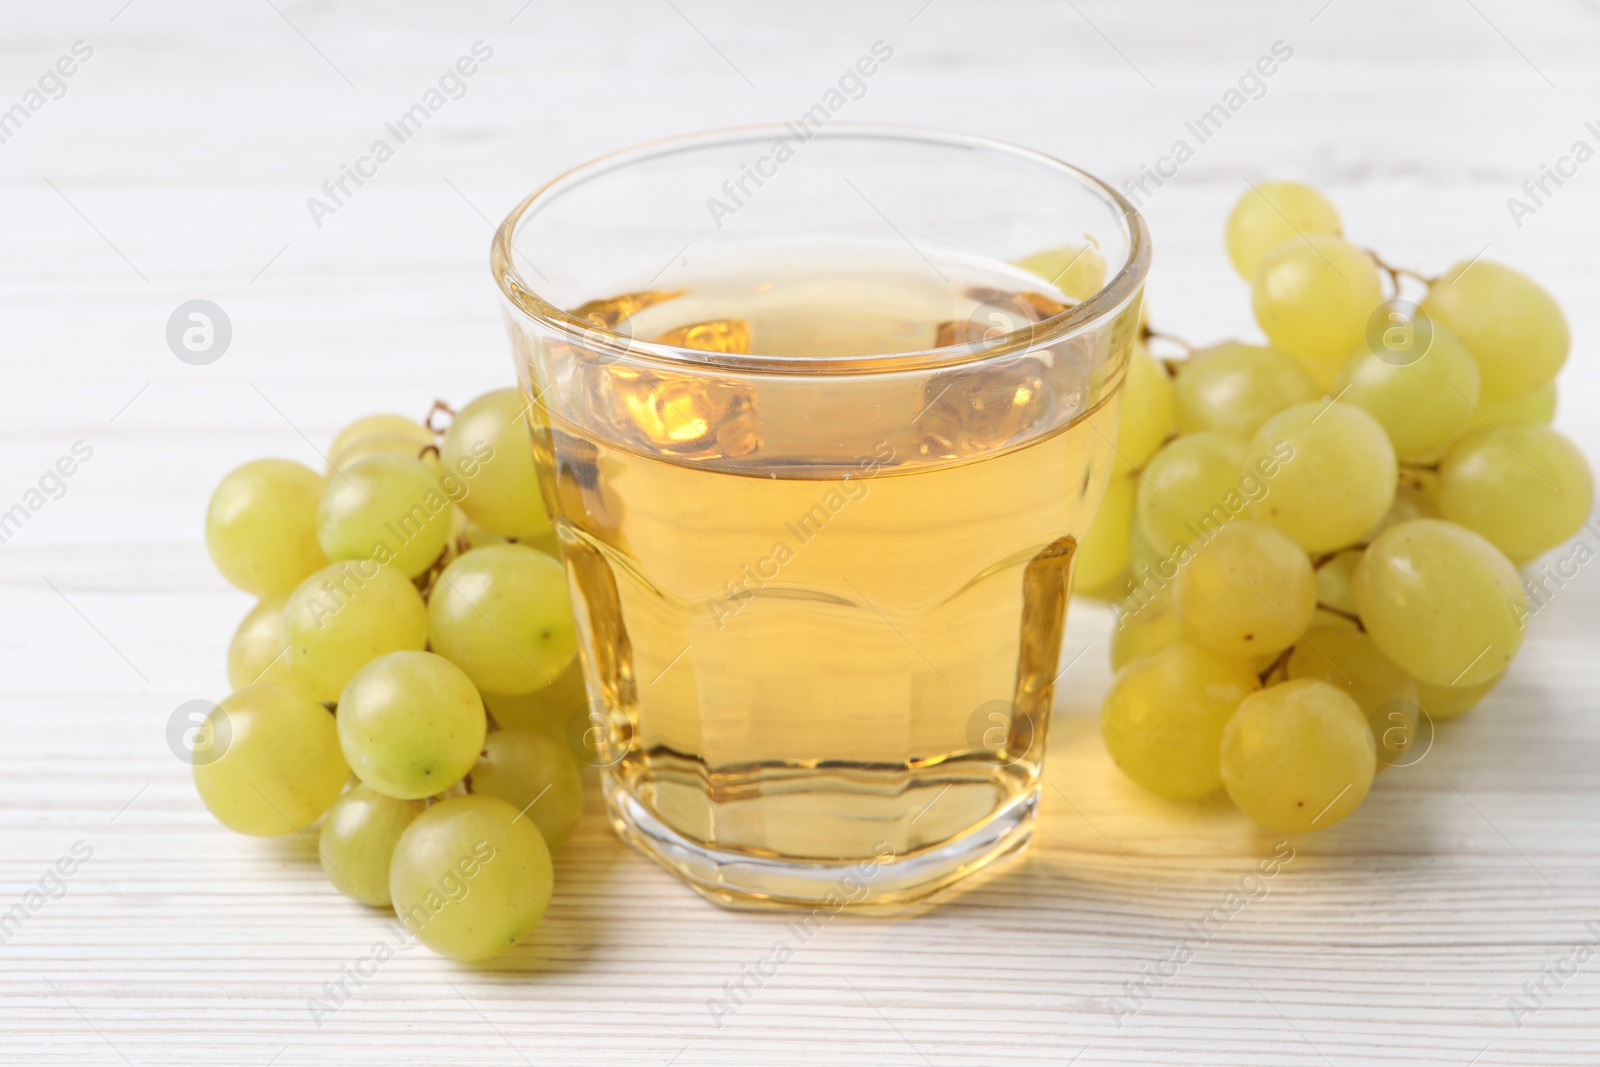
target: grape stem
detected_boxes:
[425,399,456,435]
[1257,646,1293,686]
[1314,602,1365,631]
[1364,249,1437,299]
[1142,325,1198,378]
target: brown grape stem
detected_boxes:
[1257,646,1293,686]
[425,399,456,434]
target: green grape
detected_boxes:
[193,683,349,836]
[1173,342,1319,438]
[469,730,584,851]
[1113,341,1174,474]
[440,389,553,539]
[318,785,424,906]
[206,459,330,596]
[1286,627,1418,766]
[1416,671,1501,721]
[1353,518,1524,687]
[1135,432,1248,554]
[1311,607,1360,632]
[483,657,588,736]
[389,795,553,962]
[428,544,579,695]
[1013,243,1108,301]
[1419,259,1568,400]
[1225,181,1342,281]
[328,414,436,464]
[1365,474,1439,542]
[317,453,453,579]
[1334,324,1481,461]
[1220,678,1375,832]
[1467,381,1556,434]
[1073,471,1135,593]
[1313,549,1363,617]
[1251,235,1384,374]
[226,594,292,691]
[1109,584,1186,672]
[284,560,429,702]
[337,650,487,800]
[1244,401,1396,552]
[1174,520,1316,659]
[1436,425,1594,564]
[1101,642,1259,800]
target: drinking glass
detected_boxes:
[492,125,1149,912]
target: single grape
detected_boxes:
[1013,243,1108,301]
[483,657,589,736]
[1415,672,1501,721]
[192,683,349,836]
[1353,518,1525,687]
[1244,401,1397,552]
[440,389,553,540]
[1467,381,1556,434]
[318,785,424,906]
[283,560,429,702]
[428,544,579,695]
[1220,678,1375,833]
[1109,585,1186,672]
[1287,627,1419,766]
[1174,521,1316,659]
[1436,425,1594,564]
[1113,341,1174,474]
[1334,324,1481,461]
[469,730,584,851]
[328,414,436,465]
[327,415,437,476]
[317,453,453,578]
[389,795,553,962]
[1419,259,1568,400]
[1101,642,1259,800]
[1074,471,1135,593]
[1135,431,1248,555]
[1251,235,1384,375]
[206,459,329,596]
[1225,181,1342,281]
[1313,549,1363,617]
[1173,342,1319,438]
[1364,474,1439,542]
[337,650,487,800]
[226,594,292,691]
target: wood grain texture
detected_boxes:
[3,1,1599,1063]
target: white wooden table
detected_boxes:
[4,1,1599,1063]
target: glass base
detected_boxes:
[603,777,1039,915]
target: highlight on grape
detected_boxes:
[1076,179,1594,834]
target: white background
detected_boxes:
[3,1,1599,1064]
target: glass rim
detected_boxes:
[491,122,1151,376]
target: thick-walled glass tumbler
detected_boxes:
[492,125,1149,912]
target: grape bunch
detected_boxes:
[1079,181,1594,834]
[197,390,590,962]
